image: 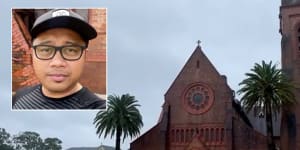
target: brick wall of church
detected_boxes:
[130,124,167,150]
[232,111,268,150]
[280,4,300,149]
[168,124,227,150]
[162,47,235,150]
[12,9,106,94]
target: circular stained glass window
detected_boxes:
[193,93,203,104]
[182,83,214,115]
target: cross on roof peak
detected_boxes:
[197,40,201,47]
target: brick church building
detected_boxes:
[131,1,300,150]
[12,9,106,95]
[280,0,300,149]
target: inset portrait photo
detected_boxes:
[12,8,107,110]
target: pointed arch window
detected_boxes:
[176,129,180,143]
[186,129,190,142]
[298,27,300,51]
[200,128,204,139]
[205,128,209,141]
[180,129,184,142]
[190,128,195,139]
[216,128,219,142]
[210,128,214,142]
[221,128,225,142]
[171,129,175,142]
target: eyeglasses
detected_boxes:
[32,45,86,61]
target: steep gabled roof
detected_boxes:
[165,45,221,96]
[232,100,253,127]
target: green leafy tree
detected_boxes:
[13,131,44,150]
[238,61,296,150]
[43,137,62,150]
[0,128,62,150]
[94,94,143,150]
[0,128,14,150]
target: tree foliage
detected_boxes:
[13,131,44,150]
[43,138,62,150]
[0,128,62,150]
[0,128,14,150]
[238,61,296,114]
[238,61,296,150]
[94,94,143,150]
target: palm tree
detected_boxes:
[94,94,143,150]
[238,61,296,150]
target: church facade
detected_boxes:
[280,0,300,150]
[130,1,300,150]
[130,45,267,150]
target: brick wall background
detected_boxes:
[12,11,39,90]
[12,9,107,94]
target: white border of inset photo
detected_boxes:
[11,8,107,111]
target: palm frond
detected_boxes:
[94,93,143,144]
[238,60,296,114]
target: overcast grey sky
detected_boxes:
[0,0,281,149]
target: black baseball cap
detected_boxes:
[31,9,97,44]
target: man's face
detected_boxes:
[32,28,86,97]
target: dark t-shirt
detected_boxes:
[13,84,106,110]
